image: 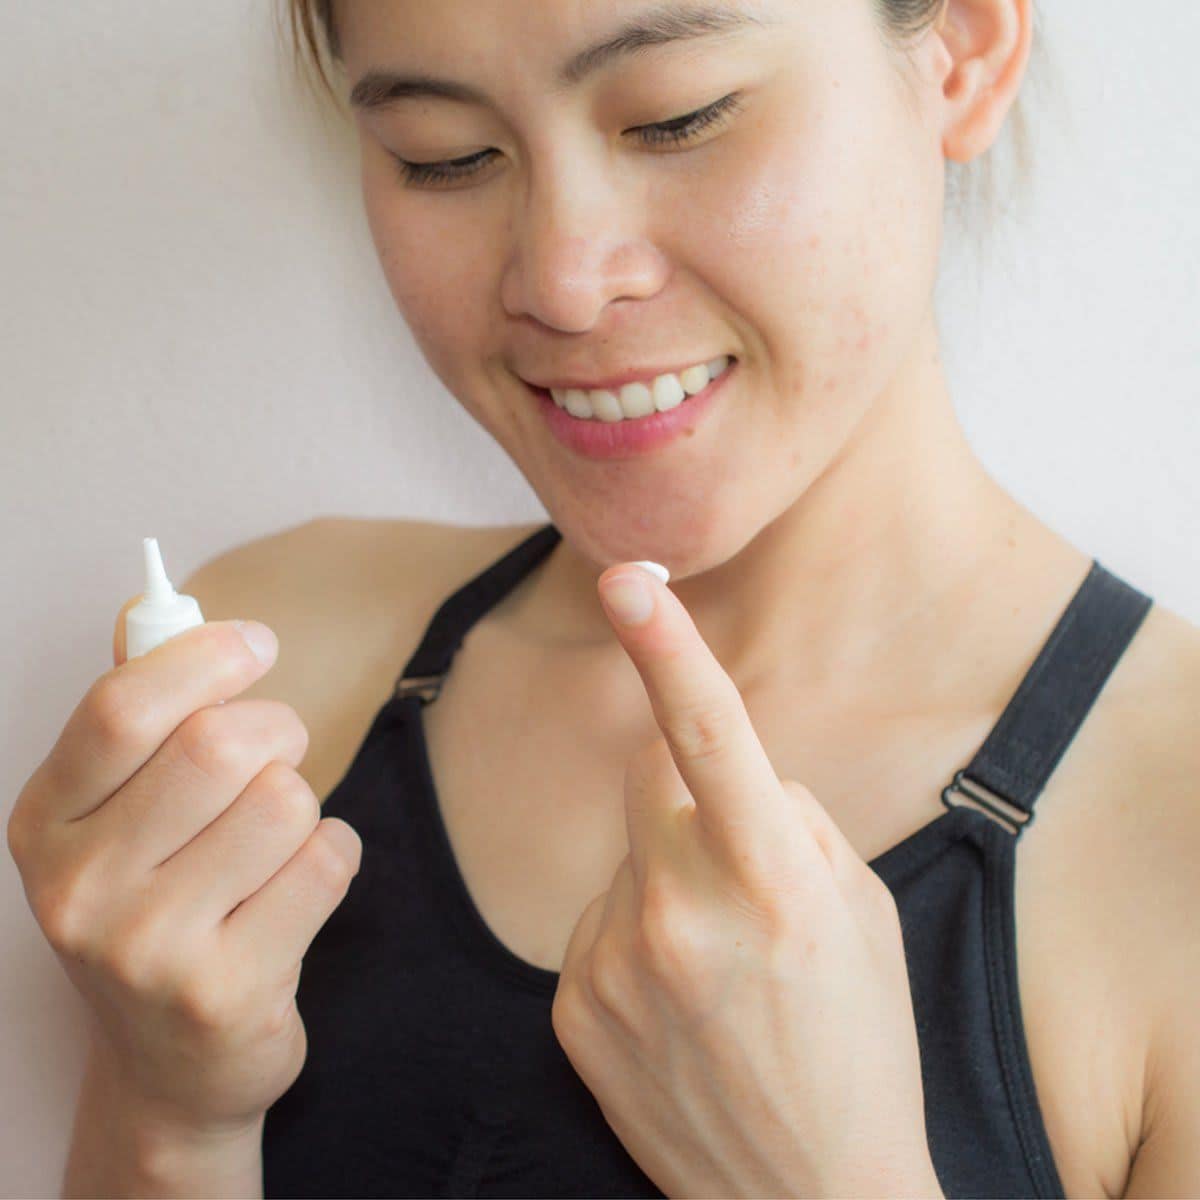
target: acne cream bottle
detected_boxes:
[125,537,205,660]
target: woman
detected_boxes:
[33,0,1199,1196]
[251,1,1200,1195]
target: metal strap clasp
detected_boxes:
[393,672,447,705]
[940,768,1035,839]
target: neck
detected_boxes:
[529,314,1041,698]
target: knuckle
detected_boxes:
[269,701,311,762]
[101,926,164,993]
[587,935,629,1018]
[259,994,296,1044]
[173,971,234,1033]
[637,881,700,984]
[550,981,586,1049]
[39,884,92,957]
[87,677,156,752]
[306,822,358,889]
[246,762,320,835]
[658,693,733,764]
[34,858,105,956]
[805,814,839,866]
[175,707,243,781]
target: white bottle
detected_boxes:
[125,537,205,660]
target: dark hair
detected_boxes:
[278,0,1046,234]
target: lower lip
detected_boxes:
[529,361,736,460]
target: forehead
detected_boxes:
[339,0,788,100]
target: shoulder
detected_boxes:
[179,515,546,795]
[182,514,544,636]
[183,514,538,601]
[1091,600,1200,1193]
[1096,601,1199,828]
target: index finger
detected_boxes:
[598,565,790,858]
[32,619,277,823]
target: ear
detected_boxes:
[933,0,1033,164]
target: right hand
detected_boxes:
[5,602,363,1137]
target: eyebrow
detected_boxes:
[349,3,774,111]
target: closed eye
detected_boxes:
[389,92,745,189]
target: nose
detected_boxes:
[499,165,669,332]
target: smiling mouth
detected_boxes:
[528,356,737,460]
[531,355,735,423]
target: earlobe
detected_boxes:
[935,0,1031,164]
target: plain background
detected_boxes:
[2,2,1197,1194]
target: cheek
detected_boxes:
[709,105,933,395]
[688,106,863,385]
[361,156,493,396]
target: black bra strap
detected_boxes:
[942,560,1153,837]
[394,523,562,705]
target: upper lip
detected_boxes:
[521,356,733,394]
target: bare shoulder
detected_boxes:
[1100,601,1200,836]
[1088,600,1200,1195]
[180,515,546,798]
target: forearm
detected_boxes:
[61,1044,265,1199]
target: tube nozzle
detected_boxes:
[142,536,175,603]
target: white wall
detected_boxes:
[2,1,1196,1193]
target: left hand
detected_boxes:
[550,563,943,1199]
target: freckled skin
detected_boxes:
[337,0,1038,670]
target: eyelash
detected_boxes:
[390,91,745,188]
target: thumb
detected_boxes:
[112,595,144,668]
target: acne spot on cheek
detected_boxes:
[824,377,838,393]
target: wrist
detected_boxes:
[75,1038,265,1197]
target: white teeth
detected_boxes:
[590,390,624,423]
[564,389,592,418]
[617,382,656,419]
[679,364,710,395]
[652,373,685,413]
[549,355,732,422]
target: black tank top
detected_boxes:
[261,523,1153,1199]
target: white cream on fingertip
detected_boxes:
[631,560,670,584]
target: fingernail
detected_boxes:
[601,572,655,626]
[235,619,278,665]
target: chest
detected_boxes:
[408,645,1143,1200]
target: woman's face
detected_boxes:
[338,1,951,574]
